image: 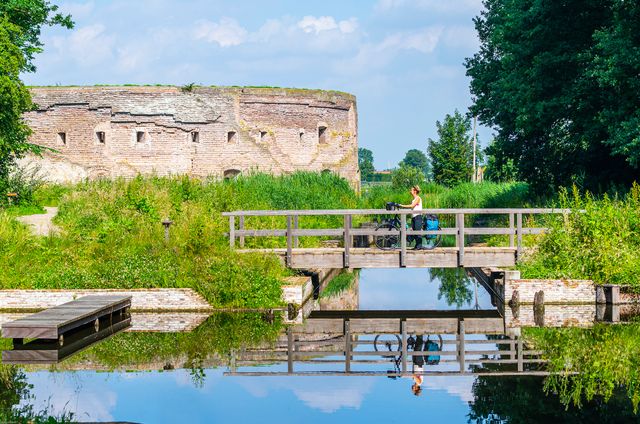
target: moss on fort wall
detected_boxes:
[26,85,356,101]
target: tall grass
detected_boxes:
[524,324,640,412]
[0,172,536,308]
[519,183,640,288]
[0,172,357,308]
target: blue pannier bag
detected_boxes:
[424,214,439,240]
[425,338,441,365]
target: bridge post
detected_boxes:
[516,213,523,262]
[458,318,466,373]
[293,215,299,248]
[517,336,523,372]
[286,216,293,267]
[509,213,515,247]
[344,319,351,373]
[401,319,407,374]
[239,216,245,248]
[456,213,465,267]
[343,215,351,268]
[229,215,235,249]
[400,214,407,267]
[287,326,294,374]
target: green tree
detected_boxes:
[0,0,73,71]
[484,140,518,183]
[465,0,638,194]
[358,147,375,181]
[0,1,73,180]
[427,110,473,187]
[399,149,430,179]
[391,164,425,190]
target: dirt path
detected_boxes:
[16,206,60,236]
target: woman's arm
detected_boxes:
[399,197,420,208]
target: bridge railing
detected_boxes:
[222,208,571,267]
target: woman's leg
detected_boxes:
[412,216,423,248]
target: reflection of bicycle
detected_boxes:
[374,202,443,250]
[373,334,444,377]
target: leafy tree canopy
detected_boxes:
[0,0,73,72]
[0,1,72,179]
[391,164,425,190]
[358,147,375,181]
[427,110,473,187]
[465,0,639,194]
[400,149,430,179]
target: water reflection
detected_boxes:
[0,268,639,422]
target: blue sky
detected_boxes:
[22,0,491,169]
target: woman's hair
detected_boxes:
[412,384,422,396]
[411,185,421,194]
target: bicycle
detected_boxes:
[373,333,444,377]
[374,202,442,250]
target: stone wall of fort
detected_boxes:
[21,86,359,187]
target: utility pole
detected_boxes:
[472,115,477,183]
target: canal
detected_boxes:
[1,268,639,422]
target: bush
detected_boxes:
[519,183,640,288]
[391,165,425,190]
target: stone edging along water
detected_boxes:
[0,276,313,313]
[0,288,213,312]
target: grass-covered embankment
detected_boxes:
[0,172,359,308]
[0,172,535,308]
[519,184,640,289]
[524,323,640,412]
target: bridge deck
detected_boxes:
[239,246,517,269]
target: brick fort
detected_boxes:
[22,86,359,187]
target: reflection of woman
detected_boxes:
[411,335,425,396]
[399,185,424,250]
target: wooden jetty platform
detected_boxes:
[223,208,569,269]
[2,312,131,364]
[1,295,131,344]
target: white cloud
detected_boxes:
[51,24,115,67]
[193,17,248,47]
[381,26,443,53]
[335,26,443,74]
[375,0,484,14]
[59,1,95,19]
[441,25,479,50]
[297,16,358,34]
[235,377,375,413]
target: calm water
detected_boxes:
[2,268,639,423]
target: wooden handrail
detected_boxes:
[224,208,567,267]
[222,207,571,216]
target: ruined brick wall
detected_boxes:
[21,86,359,187]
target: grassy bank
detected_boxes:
[0,173,360,308]
[519,184,640,288]
[0,173,534,308]
[524,324,640,412]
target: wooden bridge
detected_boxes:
[226,310,546,377]
[223,208,568,269]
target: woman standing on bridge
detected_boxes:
[399,185,424,250]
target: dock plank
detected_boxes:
[1,295,131,340]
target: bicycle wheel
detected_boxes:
[374,334,402,352]
[374,222,399,250]
[423,225,442,250]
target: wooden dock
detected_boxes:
[1,295,131,344]
[223,208,569,269]
[2,312,131,364]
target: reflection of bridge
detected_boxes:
[223,208,568,269]
[226,310,547,377]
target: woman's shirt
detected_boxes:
[412,196,423,217]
